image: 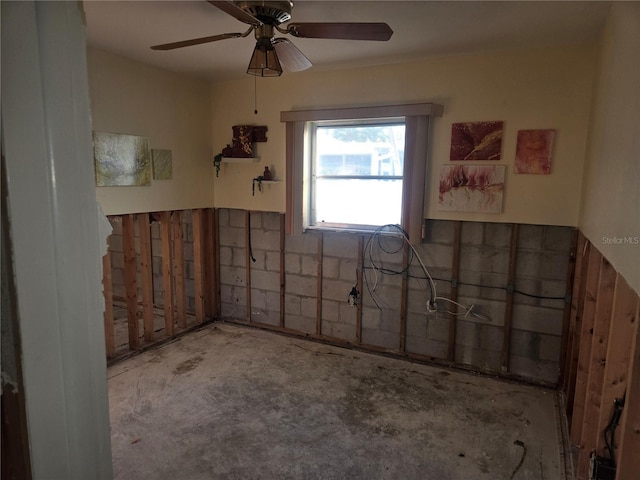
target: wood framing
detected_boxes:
[192,209,205,323]
[577,257,616,480]
[209,208,218,318]
[501,223,519,371]
[571,245,602,445]
[559,228,578,387]
[160,211,174,337]
[245,210,252,323]
[565,233,588,414]
[203,208,215,318]
[172,211,186,329]
[280,213,286,328]
[356,235,364,344]
[616,299,640,479]
[448,221,462,362]
[316,233,324,336]
[214,209,222,317]
[102,249,115,357]
[138,213,154,342]
[400,243,409,353]
[122,214,139,350]
[595,275,639,457]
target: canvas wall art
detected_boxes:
[439,165,505,213]
[514,129,555,174]
[94,131,151,186]
[450,121,503,161]
[152,149,173,180]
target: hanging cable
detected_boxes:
[362,224,491,321]
[360,223,568,319]
[604,393,625,466]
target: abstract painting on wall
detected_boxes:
[439,165,505,213]
[152,149,173,180]
[93,131,151,186]
[514,129,555,174]
[450,121,503,161]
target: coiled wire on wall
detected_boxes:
[362,224,489,321]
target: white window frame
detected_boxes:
[281,103,443,244]
[308,118,406,231]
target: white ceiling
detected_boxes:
[84,1,611,81]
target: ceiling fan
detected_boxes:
[151,1,393,76]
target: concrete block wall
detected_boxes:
[107,211,197,313]
[218,209,248,321]
[283,227,321,334]
[217,209,574,384]
[511,225,571,383]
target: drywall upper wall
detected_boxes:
[87,48,214,215]
[211,44,596,226]
[579,3,640,294]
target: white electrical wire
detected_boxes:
[363,224,492,322]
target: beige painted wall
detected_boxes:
[87,48,214,215]
[211,44,596,226]
[579,3,640,294]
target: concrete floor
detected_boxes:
[108,323,568,480]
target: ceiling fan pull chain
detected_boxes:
[254,74,258,115]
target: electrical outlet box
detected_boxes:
[589,454,616,480]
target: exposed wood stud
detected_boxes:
[192,209,205,323]
[595,275,639,457]
[201,209,211,317]
[616,299,640,479]
[172,211,186,329]
[448,221,462,362]
[213,209,221,317]
[501,223,519,372]
[280,213,286,329]
[577,257,616,480]
[245,210,252,324]
[102,249,115,357]
[400,242,409,353]
[570,246,602,445]
[316,233,324,336]
[356,235,364,344]
[559,228,578,387]
[122,214,139,350]
[566,236,591,423]
[204,208,217,318]
[160,211,174,337]
[138,213,154,342]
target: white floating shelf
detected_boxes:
[221,157,259,163]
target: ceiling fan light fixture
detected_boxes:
[247,39,282,77]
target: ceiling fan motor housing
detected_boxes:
[235,1,293,25]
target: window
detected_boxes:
[282,103,443,243]
[311,121,405,228]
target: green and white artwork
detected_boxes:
[93,131,151,186]
[152,149,173,180]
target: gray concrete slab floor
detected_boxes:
[108,323,567,480]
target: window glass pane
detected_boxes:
[316,125,405,177]
[317,154,342,175]
[314,178,403,225]
[312,123,405,227]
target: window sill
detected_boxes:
[305,223,390,235]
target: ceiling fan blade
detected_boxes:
[273,38,312,72]
[151,32,244,51]
[208,1,262,27]
[286,22,393,41]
